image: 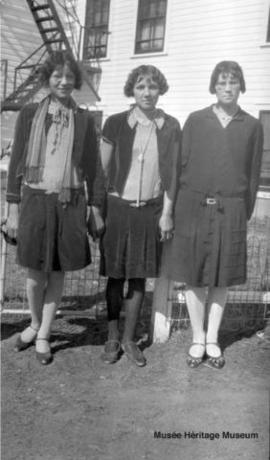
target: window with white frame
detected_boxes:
[259,111,270,188]
[83,0,110,59]
[135,0,168,54]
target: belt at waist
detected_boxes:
[23,184,85,195]
[22,184,85,206]
[200,195,244,212]
[108,194,162,208]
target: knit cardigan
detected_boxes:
[6,103,98,205]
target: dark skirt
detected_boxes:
[164,190,247,287]
[100,195,163,279]
[17,186,91,272]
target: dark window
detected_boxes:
[259,111,270,189]
[135,0,167,54]
[267,8,270,42]
[83,0,110,59]
[1,59,8,100]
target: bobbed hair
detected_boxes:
[39,50,82,90]
[209,61,246,94]
[124,65,169,97]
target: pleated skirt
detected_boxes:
[100,195,163,279]
[164,190,247,287]
[17,186,91,272]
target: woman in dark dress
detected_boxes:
[90,65,181,366]
[168,61,263,368]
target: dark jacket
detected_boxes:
[91,109,182,207]
[6,103,98,204]
[180,106,264,219]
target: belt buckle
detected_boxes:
[206,197,216,205]
[129,201,147,208]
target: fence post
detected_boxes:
[151,276,173,343]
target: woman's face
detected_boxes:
[49,64,75,102]
[215,72,241,107]
[133,75,160,112]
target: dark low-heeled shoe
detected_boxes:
[14,325,39,352]
[122,341,146,367]
[101,340,121,364]
[205,342,225,369]
[186,342,206,368]
[36,338,52,365]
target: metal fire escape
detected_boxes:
[1,0,100,112]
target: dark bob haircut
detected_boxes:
[209,61,246,94]
[39,50,82,90]
[124,65,169,97]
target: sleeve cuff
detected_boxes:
[6,193,21,203]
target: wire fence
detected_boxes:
[1,182,270,333]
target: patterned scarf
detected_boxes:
[25,95,76,204]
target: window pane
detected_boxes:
[158,0,167,16]
[149,1,157,17]
[139,21,151,40]
[94,11,101,25]
[152,38,163,49]
[139,2,149,19]
[137,41,150,52]
[153,20,164,38]
[96,46,106,58]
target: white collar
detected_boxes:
[128,106,165,129]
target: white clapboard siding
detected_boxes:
[1,0,43,145]
[1,0,43,96]
[78,0,270,125]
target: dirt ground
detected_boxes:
[1,309,270,460]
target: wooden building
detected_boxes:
[2,1,270,182]
[79,0,270,187]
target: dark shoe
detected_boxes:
[122,341,146,367]
[186,342,206,368]
[14,325,39,352]
[205,342,225,369]
[36,338,52,365]
[101,340,121,364]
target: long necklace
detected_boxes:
[136,121,155,206]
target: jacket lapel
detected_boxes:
[116,117,136,193]
[157,115,173,180]
[72,109,88,165]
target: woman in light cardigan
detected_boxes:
[6,51,98,365]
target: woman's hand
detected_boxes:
[5,203,19,241]
[159,213,174,242]
[87,206,105,241]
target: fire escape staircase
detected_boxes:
[1,0,100,112]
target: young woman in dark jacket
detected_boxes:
[167,61,263,369]
[90,65,181,366]
[6,51,98,365]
